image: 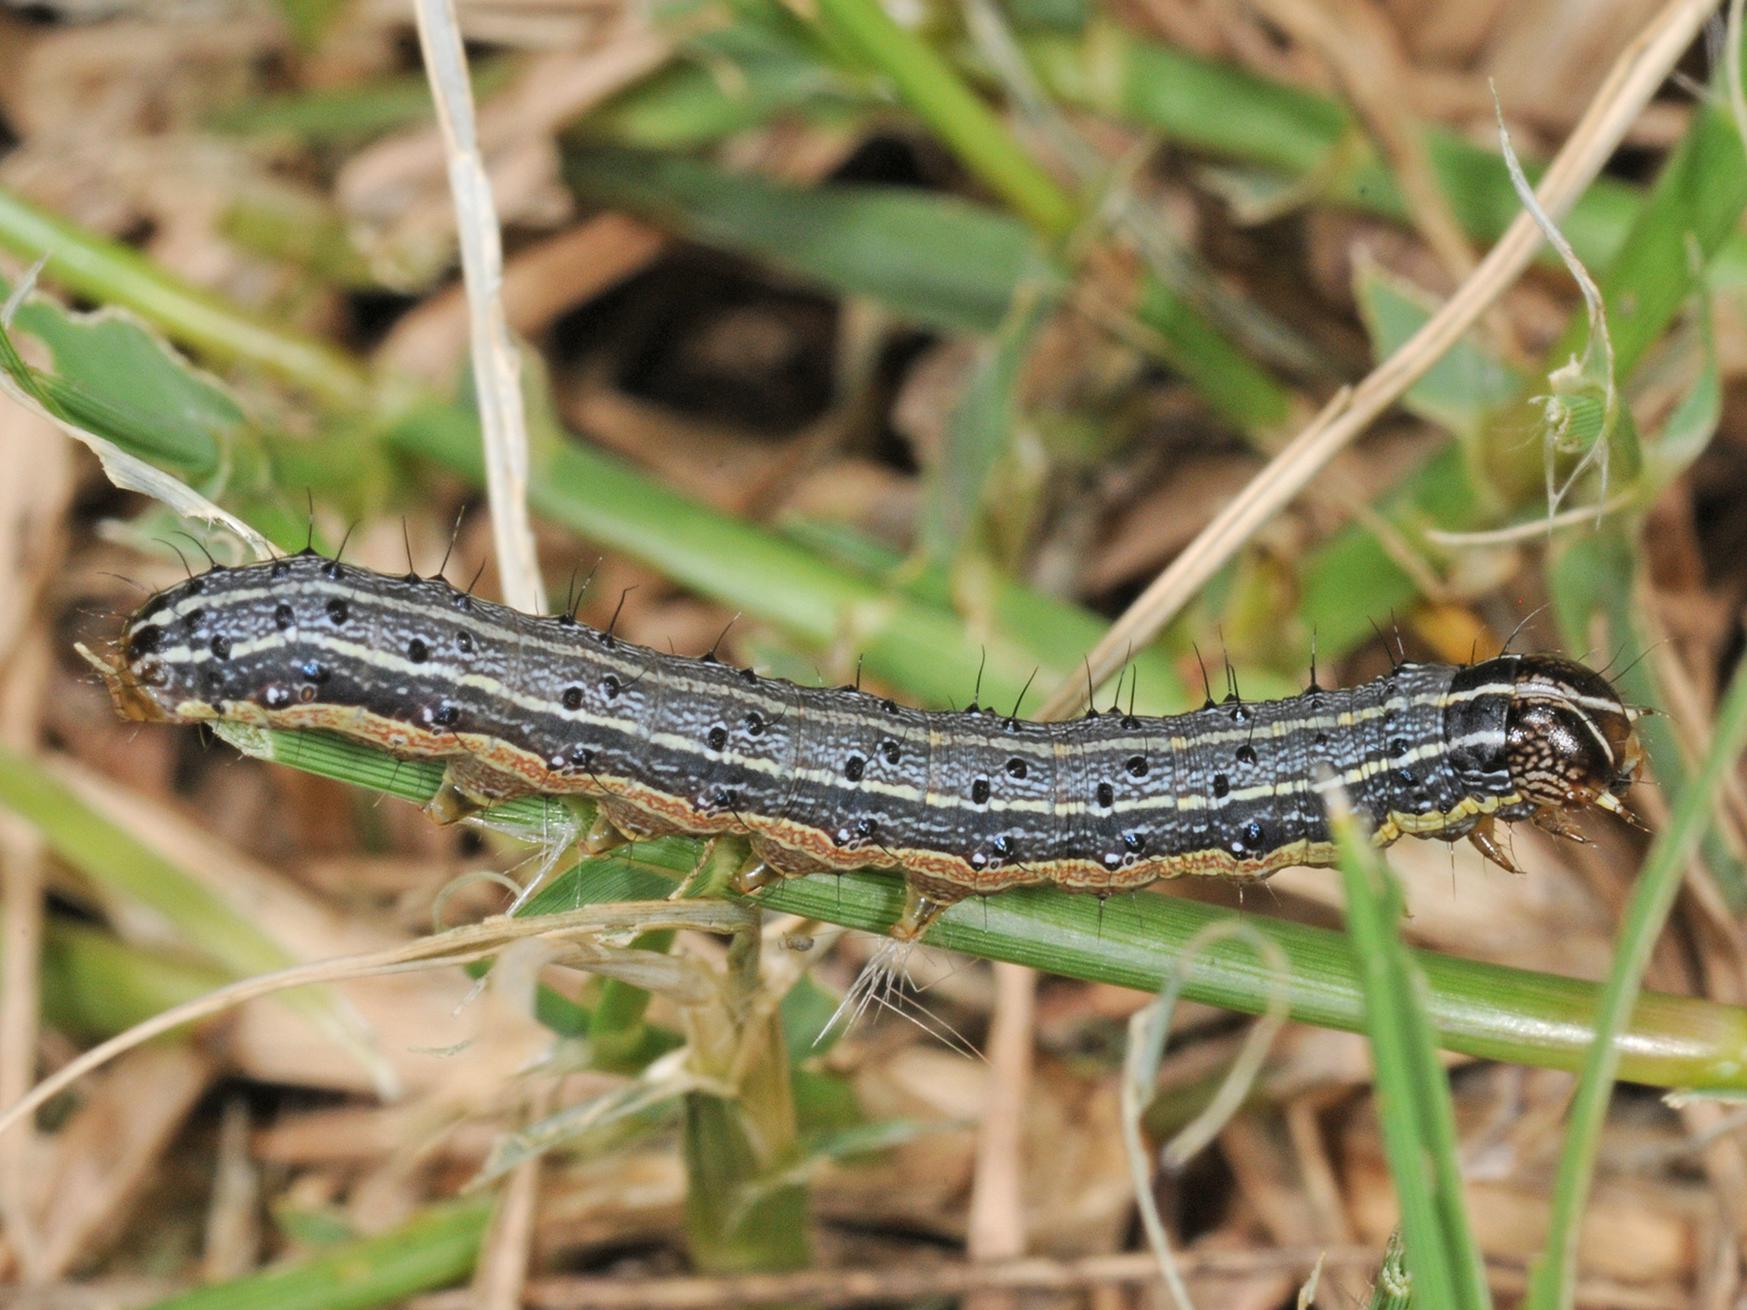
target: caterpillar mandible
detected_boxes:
[85,552,1646,939]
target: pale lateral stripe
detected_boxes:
[150,574,1593,734]
[143,573,1517,751]
[1564,703,1617,767]
[178,623,1490,823]
[150,574,845,712]
[142,576,1542,829]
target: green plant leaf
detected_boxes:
[561,144,1041,334]
[1352,261,1524,442]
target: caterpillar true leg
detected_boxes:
[1531,806,1590,843]
[1466,816,1523,874]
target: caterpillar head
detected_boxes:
[1503,655,1644,821]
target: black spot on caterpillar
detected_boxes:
[86,553,1646,939]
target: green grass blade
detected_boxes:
[36,919,229,1040]
[1025,22,1747,288]
[1129,273,1295,433]
[0,186,368,408]
[384,398,1190,711]
[0,744,308,983]
[1546,83,1747,382]
[684,1091,811,1274]
[215,721,1747,1092]
[812,0,1079,236]
[1302,49,1747,645]
[920,284,1053,565]
[1331,792,1490,1310]
[587,31,858,149]
[788,0,1295,431]
[561,144,1039,334]
[207,57,517,145]
[1526,649,1747,1309]
[0,742,395,1091]
[144,1196,491,1310]
[1547,529,1746,909]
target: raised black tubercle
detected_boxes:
[703,614,739,665]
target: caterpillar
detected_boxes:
[85,552,1646,939]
